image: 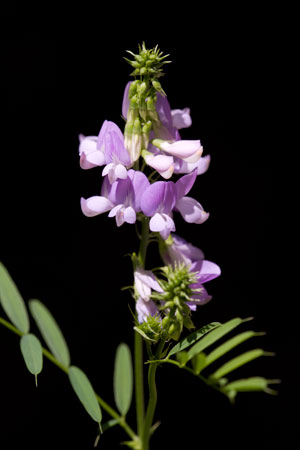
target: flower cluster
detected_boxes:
[79,43,220,341]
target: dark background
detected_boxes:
[0,10,296,450]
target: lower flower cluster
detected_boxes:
[134,234,221,341]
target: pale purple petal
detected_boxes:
[134,268,164,295]
[191,260,221,284]
[141,181,176,216]
[102,163,128,184]
[174,155,211,175]
[136,298,159,323]
[150,213,175,240]
[78,135,98,156]
[108,204,123,218]
[162,234,205,265]
[124,206,136,224]
[176,196,210,224]
[128,170,150,211]
[188,285,212,306]
[122,82,131,118]
[97,120,124,151]
[160,140,203,161]
[85,151,106,167]
[104,131,131,166]
[175,170,197,200]
[171,108,192,129]
[145,154,174,179]
[81,196,114,217]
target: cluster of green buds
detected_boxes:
[124,43,171,163]
[152,264,201,341]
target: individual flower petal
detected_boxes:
[141,181,176,216]
[175,170,197,200]
[174,155,211,175]
[104,131,131,166]
[122,82,131,118]
[134,268,164,299]
[128,170,150,211]
[175,196,210,224]
[97,120,124,151]
[188,285,213,305]
[162,234,205,266]
[149,213,175,240]
[80,196,114,217]
[79,135,105,169]
[145,153,174,179]
[158,140,203,162]
[136,298,159,323]
[124,206,136,224]
[190,260,221,284]
[171,107,192,129]
[102,163,128,184]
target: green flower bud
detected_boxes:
[152,79,166,96]
[146,97,158,121]
[129,80,140,98]
[137,81,148,95]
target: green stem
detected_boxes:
[0,316,136,441]
[142,338,166,450]
[134,216,150,438]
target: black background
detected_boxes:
[0,8,296,450]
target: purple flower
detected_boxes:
[161,233,221,308]
[188,259,221,308]
[140,170,208,240]
[174,154,211,175]
[161,234,205,266]
[136,298,159,324]
[134,268,163,323]
[79,134,106,169]
[98,120,131,183]
[171,107,192,129]
[141,180,177,240]
[174,171,209,224]
[79,121,131,183]
[81,169,149,227]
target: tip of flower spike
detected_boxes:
[124,43,171,77]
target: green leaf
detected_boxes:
[168,322,221,357]
[186,317,250,362]
[223,377,269,393]
[29,299,70,367]
[176,351,189,368]
[204,331,263,369]
[211,349,268,379]
[114,343,133,416]
[68,366,102,424]
[0,262,30,333]
[192,352,207,375]
[20,333,43,385]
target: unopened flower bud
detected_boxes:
[129,80,140,98]
[142,121,152,148]
[137,81,148,95]
[146,96,159,121]
[152,79,166,96]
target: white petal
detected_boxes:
[176,197,209,224]
[81,196,113,217]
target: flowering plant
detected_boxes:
[0,43,279,449]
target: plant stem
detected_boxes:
[142,337,166,450]
[134,216,150,438]
[0,316,136,441]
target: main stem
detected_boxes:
[135,216,149,438]
[142,338,165,450]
